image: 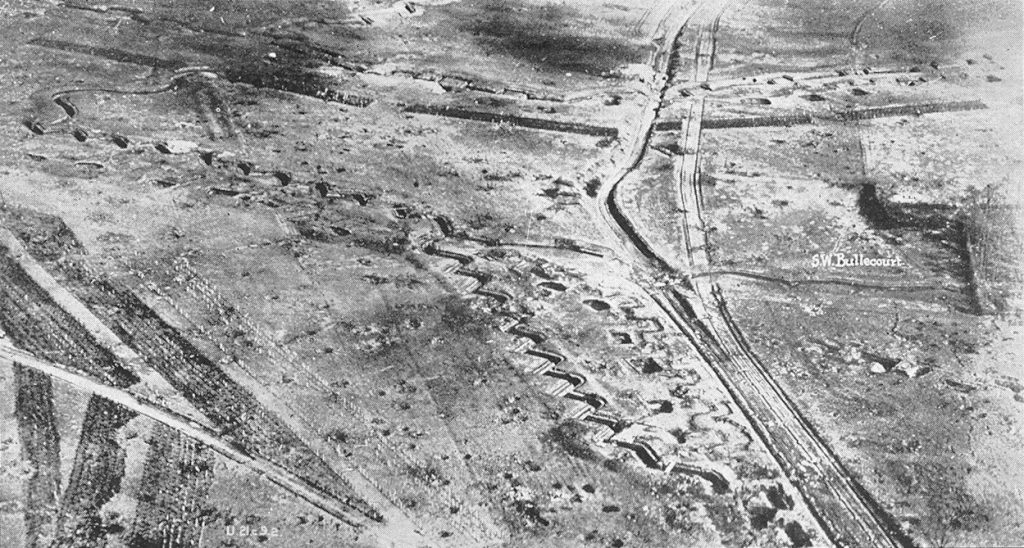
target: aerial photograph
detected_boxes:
[0,0,1021,546]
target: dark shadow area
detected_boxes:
[28,25,371,110]
[454,0,644,76]
[857,183,895,229]
[857,184,985,312]
[861,0,1016,62]
[167,31,373,107]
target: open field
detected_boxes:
[0,0,1021,547]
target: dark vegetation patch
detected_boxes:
[27,38,181,70]
[440,296,495,338]
[14,365,62,547]
[127,425,215,547]
[540,420,598,461]
[783,521,813,547]
[351,230,412,254]
[359,295,506,407]
[858,182,965,246]
[29,26,371,115]
[172,31,373,107]
[857,183,895,229]
[857,183,983,302]
[405,463,450,488]
[766,483,793,510]
[455,0,644,76]
[878,457,992,544]
[54,396,136,546]
[837,100,986,121]
[683,113,813,130]
[701,494,749,547]
[747,503,776,529]
[0,249,140,387]
[404,104,618,137]
[857,0,1021,63]
[960,192,1023,314]
[1,205,83,261]
[511,500,551,527]
[927,484,991,534]
[636,357,663,374]
[60,0,369,107]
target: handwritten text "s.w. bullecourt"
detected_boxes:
[810,253,905,268]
